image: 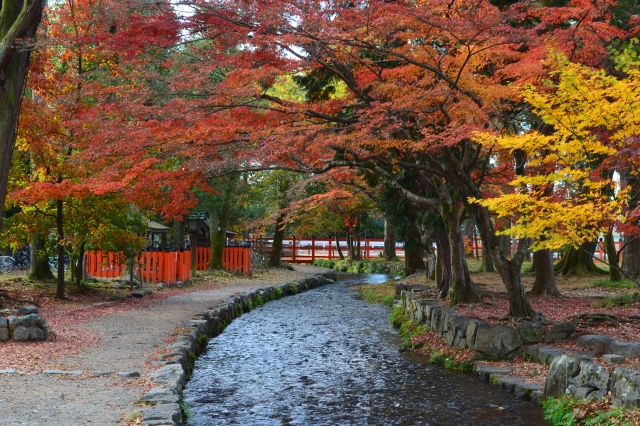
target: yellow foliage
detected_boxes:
[472,43,640,251]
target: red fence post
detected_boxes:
[292,237,296,263]
[311,237,315,263]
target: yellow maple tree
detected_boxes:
[472,42,640,252]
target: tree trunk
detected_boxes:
[480,245,495,272]
[555,242,608,276]
[346,232,356,260]
[605,232,622,282]
[531,249,560,296]
[475,205,536,318]
[383,220,396,261]
[355,214,361,260]
[28,233,53,280]
[268,213,285,267]
[622,234,640,280]
[434,230,451,299]
[169,220,187,248]
[335,234,344,260]
[444,197,480,304]
[209,201,230,270]
[75,242,85,287]
[0,1,44,233]
[55,198,65,299]
[499,235,511,259]
[403,231,424,276]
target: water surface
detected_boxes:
[184,274,548,425]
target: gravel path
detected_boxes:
[0,266,322,426]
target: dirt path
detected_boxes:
[0,266,322,426]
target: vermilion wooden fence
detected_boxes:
[86,250,191,284]
[85,251,127,278]
[86,247,252,282]
[196,247,251,276]
[251,237,407,263]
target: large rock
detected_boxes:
[0,328,8,342]
[17,305,38,315]
[465,320,482,349]
[544,354,577,397]
[19,314,44,327]
[611,367,640,409]
[7,315,18,328]
[141,403,183,426]
[517,321,545,344]
[570,360,610,397]
[543,322,576,343]
[577,334,615,351]
[0,317,7,328]
[474,323,523,358]
[609,342,640,359]
[138,387,180,404]
[12,325,30,341]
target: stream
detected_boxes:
[183,273,548,425]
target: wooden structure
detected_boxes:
[85,246,251,282]
[249,236,623,263]
[250,237,406,263]
[195,247,251,276]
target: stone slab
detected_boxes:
[117,371,141,378]
[602,354,625,365]
[42,370,83,375]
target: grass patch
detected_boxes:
[543,396,640,426]
[128,411,143,420]
[180,401,194,420]
[429,350,474,372]
[351,280,396,307]
[592,293,636,308]
[256,293,264,305]
[289,283,299,294]
[589,279,638,289]
[312,258,404,274]
[275,287,284,299]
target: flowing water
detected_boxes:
[183,274,548,425]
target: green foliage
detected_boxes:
[256,293,264,305]
[542,396,635,426]
[196,333,209,348]
[351,279,396,306]
[180,401,194,420]
[289,283,299,294]
[589,279,637,289]
[592,293,636,308]
[247,300,254,311]
[390,306,408,329]
[236,305,243,316]
[275,287,284,299]
[429,350,474,372]
[381,295,395,307]
[313,259,336,269]
[314,258,404,274]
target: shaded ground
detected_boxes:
[0,266,322,425]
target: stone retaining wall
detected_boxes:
[136,270,337,426]
[0,306,49,342]
[400,289,640,409]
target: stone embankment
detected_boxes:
[136,271,336,426]
[0,305,49,342]
[400,287,640,409]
